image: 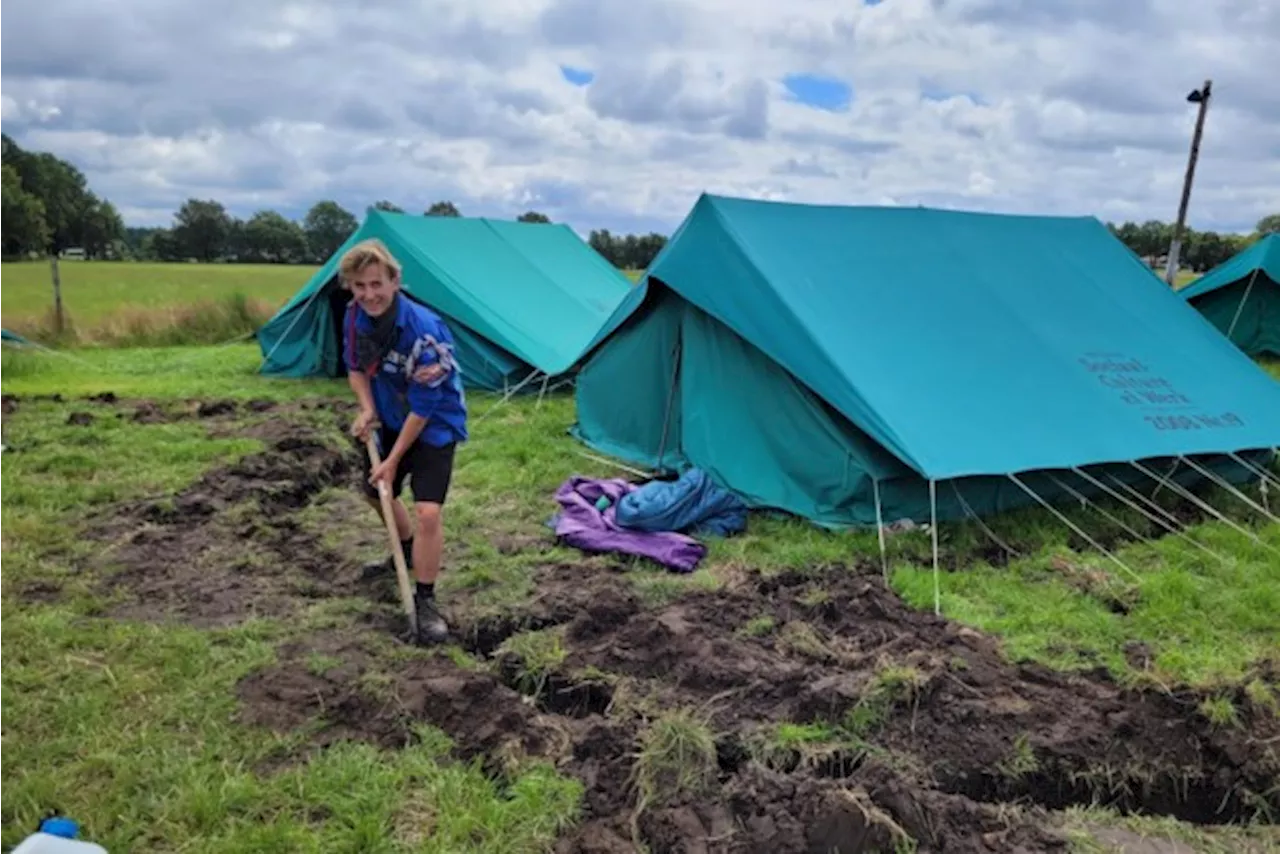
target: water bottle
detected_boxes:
[10,815,107,853]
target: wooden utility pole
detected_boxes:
[1165,79,1212,286]
[50,254,64,335]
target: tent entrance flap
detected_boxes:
[325,278,348,377]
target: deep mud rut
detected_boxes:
[47,397,1280,852]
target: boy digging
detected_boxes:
[340,238,467,644]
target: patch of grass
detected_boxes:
[749,721,842,770]
[0,608,581,852]
[497,626,569,698]
[1,400,269,608]
[2,342,346,400]
[845,663,926,739]
[891,508,1280,687]
[12,293,278,348]
[632,708,719,809]
[706,513,882,574]
[1198,695,1240,729]
[1060,805,1280,854]
[996,733,1041,779]
[1,259,309,331]
[1245,679,1279,718]
[777,620,836,662]
[629,566,725,606]
[1,356,597,850]
[738,615,777,637]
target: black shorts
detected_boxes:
[360,428,456,505]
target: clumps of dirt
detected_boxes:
[3,394,19,415]
[130,401,177,424]
[463,566,1278,852]
[196,399,237,417]
[120,396,293,424]
[13,579,64,604]
[221,557,1280,851]
[66,411,94,426]
[88,427,365,627]
[70,402,1275,852]
[237,629,569,773]
[86,391,118,403]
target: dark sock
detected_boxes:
[416,581,435,600]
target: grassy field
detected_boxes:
[1,261,646,349]
[3,338,1278,853]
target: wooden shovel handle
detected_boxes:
[366,434,416,628]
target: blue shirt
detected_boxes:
[343,293,468,447]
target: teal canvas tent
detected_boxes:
[257,209,636,391]
[1179,233,1280,358]
[572,194,1280,528]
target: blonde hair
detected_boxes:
[338,238,402,286]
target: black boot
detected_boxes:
[413,583,449,645]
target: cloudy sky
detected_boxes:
[3,0,1278,236]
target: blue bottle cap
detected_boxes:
[39,816,80,839]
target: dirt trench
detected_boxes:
[60,402,1280,853]
[230,563,1280,853]
[82,405,384,628]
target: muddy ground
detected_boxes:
[21,395,1280,852]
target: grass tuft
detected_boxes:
[497,626,569,699]
[632,708,719,809]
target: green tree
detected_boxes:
[425,200,461,217]
[172,199,234,262]
[1,162,50,257]
[242,210,309,263]
[79,194,126,259]
[302,200,358,262]
[517,210,550,223]
[141,229,183,262]
[373,200,403,213]
[1257,213,1280,236]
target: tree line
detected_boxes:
[4,134,1277,276]
[119,198,671,271]
[1106,216,1280,273]
[1,135,670,271]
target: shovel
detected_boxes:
[365,432,417,640]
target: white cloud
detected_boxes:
[2,0,1277,235]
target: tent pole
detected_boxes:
[873,477,888,582]
[536,372,552,408]
[473,368,542,425]
[929,480,941,616]
[1224,268,1261,342]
